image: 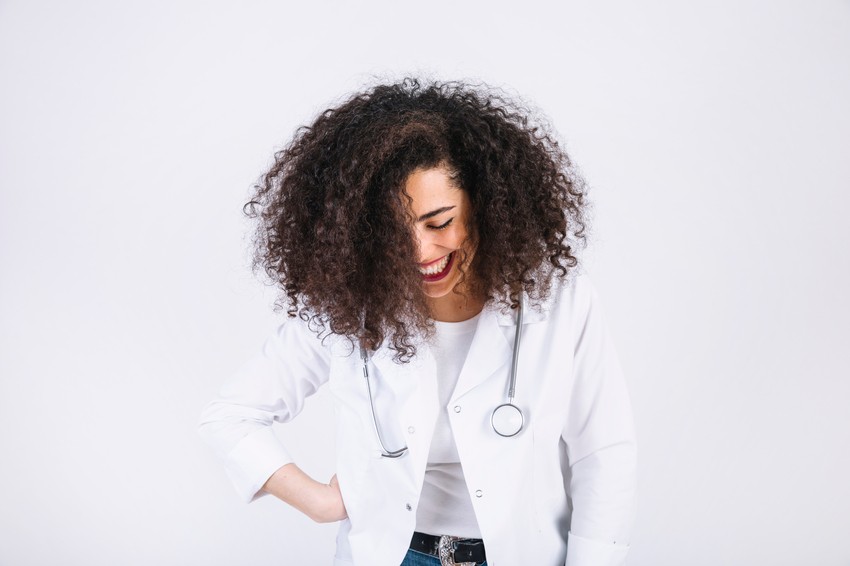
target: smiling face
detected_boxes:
[403,165,482,320]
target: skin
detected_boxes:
[261,166,486,521]
[406,165,486,322]
[261,464,346,523]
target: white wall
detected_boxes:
[1,1,848,565]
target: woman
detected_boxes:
[198,77,637,566]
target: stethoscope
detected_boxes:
[359,296,525,458]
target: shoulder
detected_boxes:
[267,310,352,359]
[542,269,598,321]
[489,269,598,327]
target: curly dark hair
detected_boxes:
[243,76,591,363]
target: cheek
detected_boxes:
[448,226,470,249]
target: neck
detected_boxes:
[427,290,486,322]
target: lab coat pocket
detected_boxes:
[531,414,571,542]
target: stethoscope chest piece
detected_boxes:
[491,402,524,437]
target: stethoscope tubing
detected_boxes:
[507,293,523,401]
[362,351,407,458]
[361,294,525,456]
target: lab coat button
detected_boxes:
[405,503,412,511]
[453,405,462,413]
[474,490,483,498]
[407,426,415,434]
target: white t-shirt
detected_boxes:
[415,311,483,538]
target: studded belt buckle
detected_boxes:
[438,535,475,566]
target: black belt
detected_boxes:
[409,531,486,564]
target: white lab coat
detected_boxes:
[198,272,637,566]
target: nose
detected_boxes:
[415,226,441,265]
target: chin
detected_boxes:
[422,284,455,299]
[422,274,460,298]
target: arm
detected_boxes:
[197,315,344,520]
[562,278,638,565]
[261,464,346,523]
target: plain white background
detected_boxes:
[1,1,848,565]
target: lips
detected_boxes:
[420,252,454,282]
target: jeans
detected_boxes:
[400,547,488,566]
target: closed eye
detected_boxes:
[429,218,453,231]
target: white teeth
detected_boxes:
[419,253,451,276]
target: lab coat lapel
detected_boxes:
[451,295,548,403]
[449,306,513,403]
[367,342,421,405]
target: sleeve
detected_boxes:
[197,315,333,503]
[561,276,638,566]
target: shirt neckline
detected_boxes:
[432,311,482,335]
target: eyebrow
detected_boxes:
[417,205,456,222]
